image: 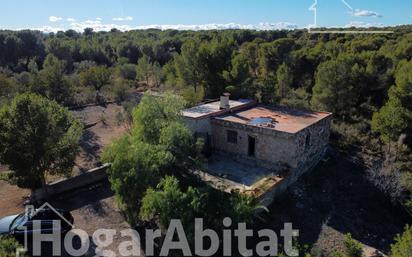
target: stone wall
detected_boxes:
[258,147,328,207]
[210,115,331,172]
[31,164,110,202]
[211,120,299,170]
[293,116,331,173]
[184,117,212,135]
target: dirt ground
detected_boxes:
[72,103,129,173]
[263,150,411,256]
[1,103,129,177]
[0,103,138,256]
[0,180,30,217]
[47,180,143,257]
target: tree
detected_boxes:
[103,136,172,222]
[117,63,137,81]
[136,55,152,86]
[276,63,293,99]
[83,28,94,36]
[0,74,18,106]
[372,95,408,144]
[0,93,82,191]
[151,62,163,88]
[372,61,412,144]
[103,93,202,222]
[311,58,362,116]
[391,225,412,257]
[80,66,111,92]
[31,54,72,105]
[174,39,206,93]
[223,53,253,98]
[393,61,412,111]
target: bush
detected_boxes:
[333,234,364,257]
[0,172,16,185]
[111,79,132,103]
[0,236,25,257]
[343,234,363,257]
[117,63,137,80]
[139,176,200,231]
[139,176,262,237]
[391,225,412,257]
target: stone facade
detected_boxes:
[210,115,332,172]
[183,101,332,206]
[183,116,212,135]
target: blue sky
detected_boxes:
[0,0,411,31]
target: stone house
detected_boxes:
[183,95,332,178]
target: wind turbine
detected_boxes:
[308,0,354,29]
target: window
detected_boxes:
[227,130,238,144]
[305,134,311,149]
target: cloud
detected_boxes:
[67,18,76,22]
[133,22,298,31]
[345,21,384,28]
[96,17,102,21]
[351,9,382,17]
[69,20,132,32]
[112,16,133,21]
[24,21,298,33]
[29,26,66,33]
[49,16,63,22]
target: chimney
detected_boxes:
[220,93,230,110]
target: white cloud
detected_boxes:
[67,18,76,22]
[29,26,65,33]
[345,21,384,28]
[69,20,132,32]
[49,16,63,22]
[351,9,382,17]
[133,22,298,31]
[96,17,103,21]
[112,16,134,21]
[22,21,298,33]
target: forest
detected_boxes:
[0,26,411,255]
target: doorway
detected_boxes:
[248,136,256,157]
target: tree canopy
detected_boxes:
[102,93,202,222]
[0,93,82,190]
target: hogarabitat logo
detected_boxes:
[17,203,300,257]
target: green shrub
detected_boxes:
[333,234,364,257]
[391,225,412,257]
[343,234,363,257]
[0,236,25,257]
[139,176,262,238]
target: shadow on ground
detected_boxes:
[47,180,113,214]
[263,151,411,255]
[77,130,102,173]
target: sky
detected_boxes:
[0,0,411,32]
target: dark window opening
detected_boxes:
[305,134,311,149]
[248,136,256,157]
[227,130,238,144]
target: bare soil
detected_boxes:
[0,181,29,217]
[47,180,143,257]
[72,103,128,173]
